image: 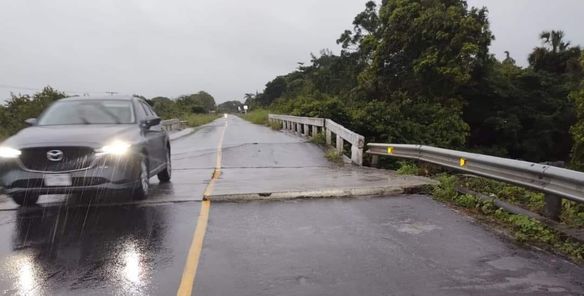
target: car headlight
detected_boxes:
[97,141,131,156]
[0,146,21,158]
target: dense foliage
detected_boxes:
[149,91,217,118]
[246,0,583,166]
[0,87,66,138]
[217,100,243,113]
[571,53,584,169]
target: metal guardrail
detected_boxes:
[268,114,364,165]
[160,119,184,132]
[367,143,584,219]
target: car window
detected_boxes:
[37,100,135,125]
[145,104,158,117]
[139,102,154,117]
[134,101,147,120]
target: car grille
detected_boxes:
[19,147,95,172]
[8,177,108,189]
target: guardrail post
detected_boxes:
[351,138,364,166]
[326,129,332,145]
[303,124,309,137]
[336,134,343,154]
[370,155,379,167]
[543,194,562,221]
[311,125,317,138]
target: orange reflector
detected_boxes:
[387,147,394,154]
[459,158,466,167]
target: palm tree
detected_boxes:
[528,30,580,73]
[503,51,516,65]
[539,30,570,53]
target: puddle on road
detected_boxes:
[396,222,442,235]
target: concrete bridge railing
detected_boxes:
[161,119,185,132]
[268,114,364,166]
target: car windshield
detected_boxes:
[37,100,135,125]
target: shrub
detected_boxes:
[432,174,459,201]
[269,121,282,130]
[310,133,327,146]
[325,149,343,164]
[396,161,419,175]
[241,109,269,125]
[183,114,220,127]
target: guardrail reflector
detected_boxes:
[459,158,466,167]
[387,147,394,154]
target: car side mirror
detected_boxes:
[25,118,37,126]
[140,117,161,129]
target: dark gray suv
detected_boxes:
[0,95,171,206]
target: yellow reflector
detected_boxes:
[387,147,394,154]
[459,158,466,167]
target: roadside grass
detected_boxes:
[394,160,579,226]
[458,175,584,229]
[310,133,327,146]
[269,121,281,130]
[241,109,269,125]
[396,161,419,175]
[182,113,221,127]
[325,149,343,164]
[432,174,584,262]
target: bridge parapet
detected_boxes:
[161,119,185,132]
[268,114,364,166]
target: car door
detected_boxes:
[143,102,168,169]
[137,101,166,173]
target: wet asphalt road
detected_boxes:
[196,197,584,296]
[0,116,582,295]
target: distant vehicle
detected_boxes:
[0,95,171,205]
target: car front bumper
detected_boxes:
[0,155,141,196]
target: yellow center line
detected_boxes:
[177,117,228,296]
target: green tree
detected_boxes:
[362,0,493,98]
[218,100,243,113]
[176,91,217,113]
[0,87,66,137]
[256,77,287,106]
[571,53,584,169]
[150,96,178,119]
[529,30,582,76]
[337,0,380,59]
[463,31,581,162]
[353,0,493,147]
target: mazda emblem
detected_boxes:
[47,150,64,161]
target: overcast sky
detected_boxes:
[0,0,582,104]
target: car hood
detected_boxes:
[2,124,139,149]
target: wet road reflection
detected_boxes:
[0,200,200,295]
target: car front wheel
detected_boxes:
[11,193,39,206]
[132,156,149,200]
[158,149,171,183]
